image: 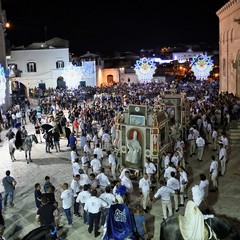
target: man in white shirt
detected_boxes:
[95,168,111,192]
[99,186,115,226]
[178,166,188,207]
[199,173,209,211]
[164,162,177,182]
[70,174,81,217]
[93,143,104,161]
[196,135,205,162]
[84,190,108,237]
[171,151,180,168]
[70,146,78,164]
[119,164,129,180]
[144,158,156,183]
[107,150,117,180]
[211,128,218,151]
[60,183,74,228]
[121,170,133,204]
[72,158,81,177]
[76,184,91,224]
[153,180,175,220]
[139,173,151,213]
[102,130,111,151]
[90,154,101,174]
[81,152,89,175]
[209,155,219,192]
[219,144,227,176]
[166,171,180,212]
[188,129,196,157]
[163,152,171,169]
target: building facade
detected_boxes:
[217,0,240,96]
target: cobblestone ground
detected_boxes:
[0,110,240,239]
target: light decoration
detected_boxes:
[0,64,6,105]
[61,64,82,89]
[134,57,156,83]
[190,54,214,80]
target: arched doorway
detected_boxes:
[11,81,27,103]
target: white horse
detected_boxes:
[9,134,38,163]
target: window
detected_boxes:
[8,63,18,71]
[27,62,37,72]
[56,60,64,69]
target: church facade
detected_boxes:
[217,0,240,96]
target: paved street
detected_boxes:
[0,113,240,239]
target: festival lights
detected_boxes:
[134,57,156,83]
[190,54,214,80]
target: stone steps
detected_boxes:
[227,120,240,145]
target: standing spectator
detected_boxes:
[52,128,61,152]
[133,204,147,240]
[153,180,174,220]
[2,170,17,208]
[102,130,111,151]
[166,171,180,212]
[178,166,188,207]
[211,128,218,151]
[45,131,53,153]
[36,195,58,227]
[69,132,79,155]
[107,150,117,180]
[196,135,205,162]
[70,145,78,164]
[70,175,81,217]
[65,125,71,147]
[84,190,108,238]
[60,183,74,228]
[43,176,54,193]
[72,118,79,137]
[139,173,151,213]
[76,184,91,225]
[35,122,42,143]
[34,183,42,209]
[99,186,115,227]
[199,173,209,212]
[209,155,219,192]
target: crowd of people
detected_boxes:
[0,80,239,239]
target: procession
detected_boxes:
[0,81,239,240]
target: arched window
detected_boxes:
[27,62,37,72]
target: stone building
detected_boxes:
[217,0,240,96]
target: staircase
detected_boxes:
[227,120,240,146]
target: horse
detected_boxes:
[22,225,58,240]
[160,214,240,240]
[9,134,38,163]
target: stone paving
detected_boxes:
[0,115,240,239]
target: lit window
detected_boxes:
[56,61,64,69]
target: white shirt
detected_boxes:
[167,177,180,191]
[199,179,209,198]
[70,179,81,197]
[96,173,110,187]
[70,150,77,164]
[163,155,170,169]
[99,192,115,209]
[154,186,174,201]
[119,168,129,180]
[102,133,111,143]
[139,177,151,192]
[81,156,89,167]
[84,196,108,213]
[164,166,177,181]
[210,160,219,175]
[145,162,156,174]
[84,144,92,154]
[219,147,227,161]
[61,188,73,209]
[196,137,205,147]
[79,173,90,187]
[171,154,180,167]
[72,162,81,176]
[90,158,101,172]
[94,147,104,159]
[76,190,91,204]
[179,170,188,186]
[121,176,133,193]
[108,154,116,166]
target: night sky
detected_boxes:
[3,0,229,55]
